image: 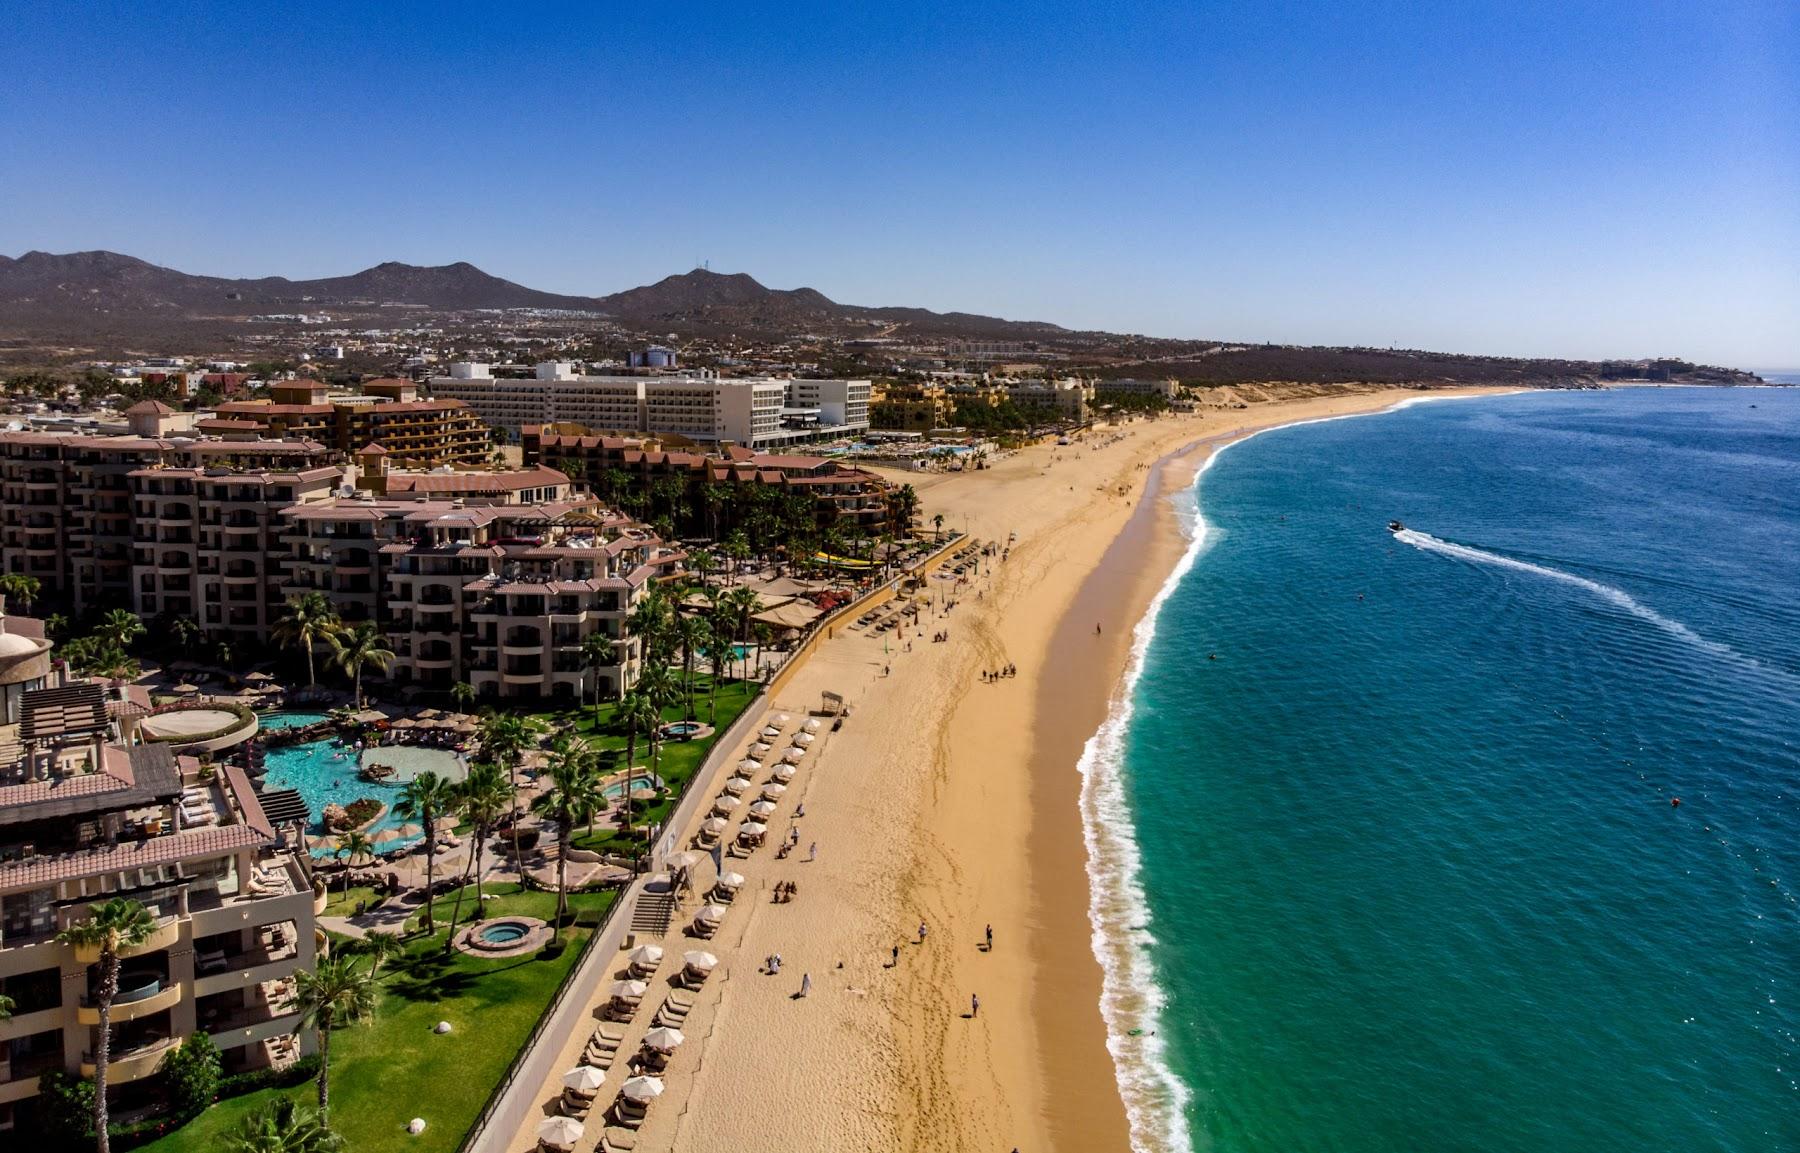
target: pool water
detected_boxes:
[479,922,529,944]
[259,711,329,730]
[260,737,467,855]
[603,773,663,798]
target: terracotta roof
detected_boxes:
[21,683,109,743]
[358,443,390,455]
[125,400,176,416]
[0,822,275,890]
[0,744,181,826]
[383,467,567,495]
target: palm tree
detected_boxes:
[615,692,659,839]
[394,771,456,933]
[328,622,394,709]
[274,592,342,688]
[932,512,946,541]
[56,897,157,1153]
[332,830,375,895]
[477,712,536,864]
[169,614,203,658]
[450,680,477,712]
[293,955,377,1123]
[722,586,761,678]
[0,572,41,614]
[543,740,601,943]
[723,530,751,585]
[688,547,716,587]
[580,632,616,715]
[359,931,404,980]
[97,607,144,652]
[43,611,68,640]
[676,614,711,720]
[225,1097,343,1153]
[444,762,511,939]
[0,992,14,1021]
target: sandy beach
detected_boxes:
[510,384,1508,1153]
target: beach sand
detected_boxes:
[541,385,1507,1153]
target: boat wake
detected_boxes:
[1393,529,1784,681]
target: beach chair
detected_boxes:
[600,1129,639,1153]
[611,1097,648,1130]
[559,1089,594,1118]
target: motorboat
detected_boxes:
[1387,520,1405,533]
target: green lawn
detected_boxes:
[320,883,378,919]
[531,676,762,858]
[141,885,615,1153]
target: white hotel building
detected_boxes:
[430,363,869,449]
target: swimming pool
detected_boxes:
[261,737,467,855]
[259,711,329,730]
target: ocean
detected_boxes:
[1087,386,1800,1152]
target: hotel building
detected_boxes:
[0,682,317,1133]
[210,379,490,466]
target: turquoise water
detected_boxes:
[1099,388,1800,1151]
[259,711,328,730]
[262,738,465,854]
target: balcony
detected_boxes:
[77,978,181,1026]
[82,1035,180,1083]
[71,917,179,964]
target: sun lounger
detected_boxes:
[612,1098,648,1129]
[559,1089,594,1118]
[600,1129,639,1153]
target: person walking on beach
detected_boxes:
[891,944,900,967]
[798,973,812,998]
[971,993,980,1018]
[918,920,928,945]
[808,841,818,862]
[985,924,993,951]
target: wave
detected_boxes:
[1393,529,1791,684]
[1078,399,1501,1151]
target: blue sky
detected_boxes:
[3,1,1796,366]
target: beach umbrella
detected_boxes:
[641,1027,684,1052]
[737,758,762,773]
[245,671,274,683]
[783,747,805,762]
[620,1075,664,1103]
[630,787,657,802]
[694,903,727,924]
[723,776,750,795]
[803,718,821,732]
[773,764,796,783]
[795,732,815,745]
[738,821,767,838]
[761,726,781,738]
[775,713,791,725]
[748,800,777,819]
[761,782,788,799]
[562,1065,606,1093]
[711,796,740,815]
[667,850,704,871]
[749,742,772,757]
[173,682,201,694]
[716,870,746,889]
[536,1117,584,1148]
[392,717,415,728]
[627,944,664,968]
[608,979,648,1001]
[371,828,409,845]
[701,817,729,835]
[417,708,440,718]
[683,950,719,973]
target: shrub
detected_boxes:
[162,1032,221,1115]
[36,1068,94,1145]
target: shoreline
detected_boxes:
[545,385,1511,1153]
[1025,386,1514,1151]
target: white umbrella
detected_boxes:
[773,764,797,782]
[630,787,658,802]
[783,746,805,762]
[748,800,777,818]
[701,817,729,835]
[666,851,704,871]
[608,979,648,1001]
[620,1075,665,1103]
[804,718,821,732]
[761,725,781,738]
[738,821,768,837]
[694,903,728,923]
[716,870,746,889]
[737,758,762,773]
[626,944,664,968]
[795,732,815,745]
[711,796,740,815]
[536,1117,584,1148]
[683,950,719,972]
[776,713,791,725]
[723,776,751,795]
[749,742,772,757]
[761,782,788,799]
[641,1026,685,1052]
[562,1065,607,1093]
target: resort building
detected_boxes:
[430,363,872,448]
[519,429,897,535]
[0,682,317,1134]
[211,379,491,466]
[870,383,956,432]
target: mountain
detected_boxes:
[0,251,1059,340]
[0,249,601,315]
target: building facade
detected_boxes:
[212,380,490,465]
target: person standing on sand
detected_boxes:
[918,920,928,944]
[891,944,900,967]
[985,924,993,951]
[799,973,811,998]
[971,993,980,1018]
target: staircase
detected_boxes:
[630,891,676,938]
